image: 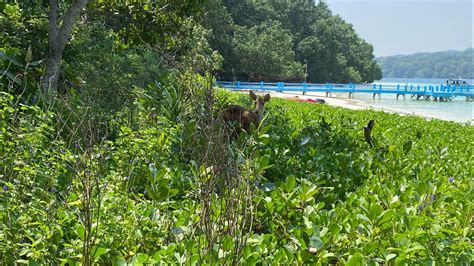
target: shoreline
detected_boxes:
[273,91,439,119]
[232,90,473,124]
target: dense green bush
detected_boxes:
[62,22,167,111]
[1,88,473,264]
[1,1,469,264]
[249,98,473,264]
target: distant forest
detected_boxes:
[204,1,382,83]
[376,48,474,79]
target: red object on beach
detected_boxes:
[287,97,325,104]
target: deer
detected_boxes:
[221,90,271,138]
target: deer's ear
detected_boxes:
[249,90,257,100]
[264,93,271,102]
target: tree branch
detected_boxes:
[48,0,59,49]
[56,0,89,50]
[42,0,89,94]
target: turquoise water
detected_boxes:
[349,78,473,123]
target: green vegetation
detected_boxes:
[377,48,474,79]
[202,0,382,83]
[1,0,472,265]
[1,89,473,264]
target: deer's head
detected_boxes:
[249,90,270,120]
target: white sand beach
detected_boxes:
[268,91,367,110]
[234,90,473,123]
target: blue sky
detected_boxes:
[326,0,473,57]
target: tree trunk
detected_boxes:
[41,0,89,95]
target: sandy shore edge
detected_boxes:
[232,90,446,121]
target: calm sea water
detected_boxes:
[347,78,473,123]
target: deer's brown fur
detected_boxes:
[221,91,270,137]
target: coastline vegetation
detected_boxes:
[1,88,473,264]
[1,0,472,264]
[377,48,474,80]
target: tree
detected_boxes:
[206,0,382,83]
[16,0,207,95]
[201,0,235,79]
[41,0,89,95]
[233,22,304,81]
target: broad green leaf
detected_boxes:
[168,188,179,198]
[369,204,383,220]
[5,71,22,85]
[0,50,22,66]
[92,247,108,258]
[407,243,426,253]
[377,210,395,226]
[190,254,200,266]
[357,214,371,223]
[389,195,400,207]
[386,253,397,261]
[394,255,407,265]
[76,224,85,240]
[329,223,341,235]
[137,253,148,263]
[301,183,318,202]
[115,256,127,266]
[323,252,336,258]
[28,60,43,66]
[315,202,325,211]
[259,155,270,168]
[416,182,428,194]
[25,46,32,63]
[346,252,364,266]
[286,175,296,191]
